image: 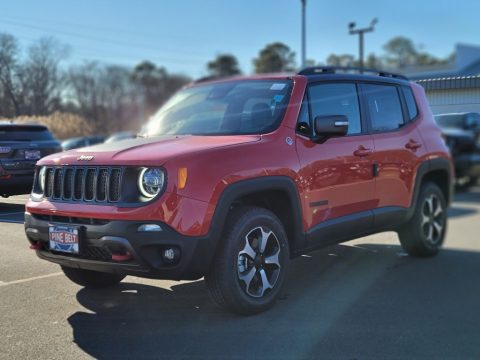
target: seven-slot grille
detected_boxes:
[43,167,122,202]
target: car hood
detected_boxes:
[38,135,261,166]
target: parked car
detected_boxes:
[25,67,453,314]
[104,131,136,144]
[61,135,106,151]
[435,112,480,187]
[0,122,61,197]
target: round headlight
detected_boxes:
[138,168,165,198]
[38,166,47,192]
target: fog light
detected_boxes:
[163,247,180,264]
[137,224,162,232]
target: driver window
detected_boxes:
[308,83,362,135]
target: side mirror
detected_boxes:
[314,115,349,141]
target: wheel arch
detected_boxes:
[207,176,305,255]
[408,157,453,220]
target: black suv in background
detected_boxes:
[0,123,61,197]
[435,112,480,188]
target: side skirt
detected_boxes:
[294,206,408,256]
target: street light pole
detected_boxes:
[301,0,306,68]
[348,18,378,69]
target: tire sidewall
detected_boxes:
[413,183,448,252]
[220,209,290,312]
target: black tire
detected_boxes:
[61,266,125,288]
[205,207,290,315]
[398,182,447,257]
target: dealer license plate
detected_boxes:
[49,225,79,254]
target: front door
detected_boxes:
[295,82,376,236]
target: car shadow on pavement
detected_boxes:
[448,205,478,218]
[454,187,480,203]
[0,202,25,223]
[68,243,480,359]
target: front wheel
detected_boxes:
[61,266,125,288]
[205,207,290,315]
[398,182,447,257]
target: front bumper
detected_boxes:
[24,212,216,280]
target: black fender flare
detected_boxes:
[207,176,305,252]
[406,157,453,220]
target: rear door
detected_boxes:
[361,83,427,219]
[295,82,375,237]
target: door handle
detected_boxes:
[353,146,373,157]
[405,139,422,151]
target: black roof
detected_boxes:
[0,122,48,130]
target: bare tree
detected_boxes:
[21,37,69,115]
[67,62,143,133]
[131,61,190,118]
[0,33,21,116]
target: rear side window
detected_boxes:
[0,126,55,141]
[403,86,418,120]
[363,84,404,132]
[308,83,362,135]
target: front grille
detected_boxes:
[43,166,123,203]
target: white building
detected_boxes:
[403,44,480,115]
[416,76,480,115]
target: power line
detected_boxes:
[0,14,258,51]
[0,18,210,60]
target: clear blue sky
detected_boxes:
[1,0,478,77]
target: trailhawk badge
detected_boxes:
[77,155,94,161]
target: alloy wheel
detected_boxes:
[237,226,281,298]
[421,194,445,245]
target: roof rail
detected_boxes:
[298,66,408,80]
[194,75,226,84]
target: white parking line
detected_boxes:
[0,272,63,287]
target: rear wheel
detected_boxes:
[205,207,289,315]
[61,266,125,288]
[398,182,447,257]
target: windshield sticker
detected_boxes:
[273,94,284,102]
[270,83,286,90]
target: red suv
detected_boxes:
[24,67,453,314]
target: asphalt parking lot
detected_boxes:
[1,189,480,360]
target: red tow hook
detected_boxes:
[29,242,42,250]
[111,252,133,262]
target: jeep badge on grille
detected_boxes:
[77,155,94,161]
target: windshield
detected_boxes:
[142,79,292,136]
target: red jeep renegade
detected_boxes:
[25,67,453,314]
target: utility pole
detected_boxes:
[348,18,378,69]
[301,0,306,68]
